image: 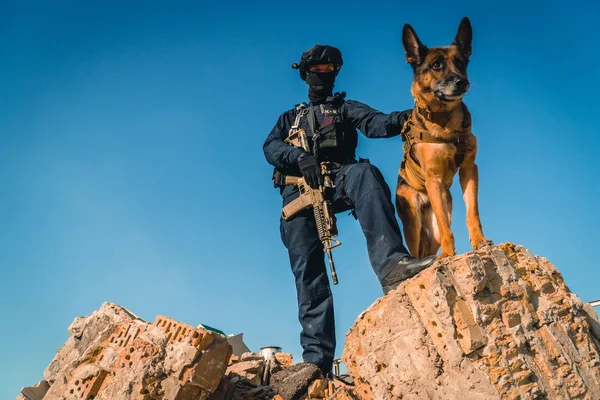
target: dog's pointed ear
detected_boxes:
[453,17,472,58]
[402,24,428,67]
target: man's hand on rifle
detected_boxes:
[297,152,323,189]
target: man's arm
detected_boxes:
[263,111,304,169]
[343,100,412,138]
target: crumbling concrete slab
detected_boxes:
[343,243,600,400]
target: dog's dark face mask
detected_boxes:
[305,71,336,104]
[432,68,470,102]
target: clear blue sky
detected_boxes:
[1,0,599,397]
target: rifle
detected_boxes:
[281,126,341,285]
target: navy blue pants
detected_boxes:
[279,163,410,373]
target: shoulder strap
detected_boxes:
[307,104,320,135]
[289,103,308,138]
[307,104,321,159]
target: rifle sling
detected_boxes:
[307,104,320,159]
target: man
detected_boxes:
[263,44,436,375]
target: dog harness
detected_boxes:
[399,102,472,193]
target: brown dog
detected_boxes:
[396,17,490,260]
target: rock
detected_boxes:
[23,305,232,400]
[225,351,294,387]
[343,243,600,400]
[308,378,329,398]
[207,374,275,400]
[44,302,143,385]
[227,359,265,385]
[18,380,50,400]
[270,362,323,400]
[274,353,293,368]
[68,317,85,338]
[164,341,200,375]
[583,302,600,341]
[240,351,265,361]
[182,333,232,392]
[327,387,362,400]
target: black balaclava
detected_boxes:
[293,45,343,104]
[305,70,336,104]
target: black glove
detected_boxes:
[297,152,323,189]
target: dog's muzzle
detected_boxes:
[434,75,470,101]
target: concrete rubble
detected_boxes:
[17,304,360,400]
[17,243,600,399]
[22,306,233,400]
[343,243,600,399]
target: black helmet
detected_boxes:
[292,44,343,80]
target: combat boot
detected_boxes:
[381,255,437,295]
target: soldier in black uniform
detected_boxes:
[263,45,436,375]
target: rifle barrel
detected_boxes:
[326,249,338,285]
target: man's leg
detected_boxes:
[333,163,434,289]
[280,208,335,374]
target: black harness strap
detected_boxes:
[307,103,321,160]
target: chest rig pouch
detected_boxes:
[302,97,358,163]
[313,107,339,153]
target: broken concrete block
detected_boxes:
[18,380,50,400]
[207,374,275,400]
[181,335,232,392]
[343,243,600,400]
[23,304,231,400]
[270,362,323,400]
[307,378,329,398]
[153,315,200,346]
[162,375,203,400]
[226,359,265,385]
[326,387,362,400]
[164,341,200,375]
[240,351,264,361]
[274,352,294,368]
[44,302,144,385]
[61,366,109,400]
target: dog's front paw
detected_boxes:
[473,238,493,250]
[436,251,455,261]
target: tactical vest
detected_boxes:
[294,97,358,165]
[399,102,472,193]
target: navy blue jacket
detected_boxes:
[263,99,411,173]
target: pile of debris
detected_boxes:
[16,243,600,399]
[17,303,360,400]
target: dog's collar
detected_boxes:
[414,101,471,129]
[414,101,454,123]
